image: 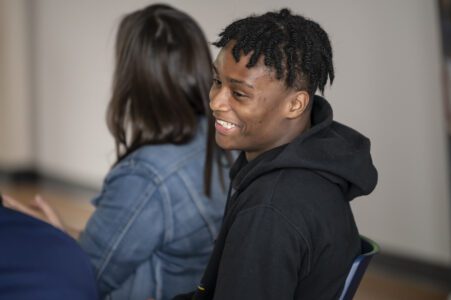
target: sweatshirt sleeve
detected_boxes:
[213,205,310,300]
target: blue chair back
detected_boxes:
[339,235,379,300]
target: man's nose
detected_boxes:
[209,88,230,112]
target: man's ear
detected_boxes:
[287,91,310,119]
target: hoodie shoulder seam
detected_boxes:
[237,202,312,274]
[237,170,312,274]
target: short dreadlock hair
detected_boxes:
[213,8,334,96]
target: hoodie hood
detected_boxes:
[230,96,378,201]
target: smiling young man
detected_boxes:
[175,8,378,300]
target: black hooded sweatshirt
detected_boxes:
[176,96,378,300]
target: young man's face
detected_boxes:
[210,43,300,160]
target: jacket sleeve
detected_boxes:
[213,205,309,300]
[78,160,166,297]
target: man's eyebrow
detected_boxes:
[229,78,254,89]
[212,65,254,89]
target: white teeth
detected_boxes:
[217,119,237,129]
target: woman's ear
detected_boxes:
[287,91,310,119]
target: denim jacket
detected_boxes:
[79,120,228,300]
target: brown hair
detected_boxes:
[107,4,226,196]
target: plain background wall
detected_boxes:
[0,0,33,169]
[0,0,450,266]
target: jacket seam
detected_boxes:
[178,170,218,240]
[129,145,204,180]
[96,177,165,280]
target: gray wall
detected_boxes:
[0,0,33,169]
[0,0,449,266]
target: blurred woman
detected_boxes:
[81,4,231,299]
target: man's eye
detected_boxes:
[233,91,245,98]
[212,78,222,86]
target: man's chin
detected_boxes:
[215,136,238,151]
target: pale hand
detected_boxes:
[2,194,65,231]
